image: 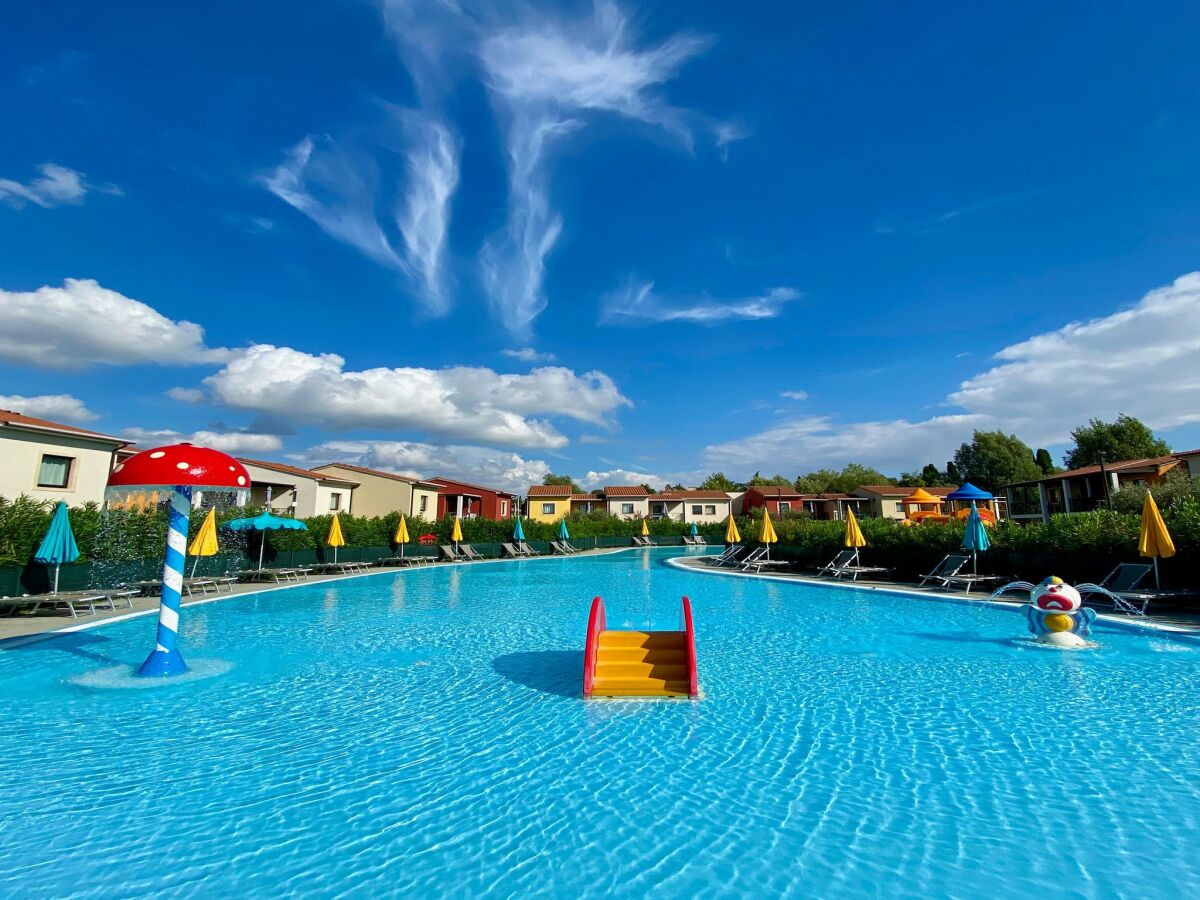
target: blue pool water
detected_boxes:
[2,548,1199,898]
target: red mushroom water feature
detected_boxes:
[108,444,250,677]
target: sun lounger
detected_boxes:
[237,568,295,583]
[550,541,571,555]
[939,573,1009,593]
[707,545,745,567]
[459,545,486,560]
[501,542,525,558]
[561,541,583,553]
[1,590,110,618]
[440,545,466,561]
[918,554,971,588]
[515,541,542,557]
[817,549,890,582]
[737,547,767,570]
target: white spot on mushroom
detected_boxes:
[237,475,246,486]
[228,466,236,472]
[149,451,166,459]
[176,461,190,470]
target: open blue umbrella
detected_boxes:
[513,517,527,543]
[225,511,308,569]
[962,501,991,575]
[34,501,79,593]
[558,519,570,541]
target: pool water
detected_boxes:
[2,548,1199,898]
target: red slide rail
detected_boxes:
[681,595,699,698]
[582,595,606,698]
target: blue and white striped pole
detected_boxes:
[137,485,192,677]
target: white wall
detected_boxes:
[0,430,119,505]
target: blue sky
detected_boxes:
[3,1,1200,493]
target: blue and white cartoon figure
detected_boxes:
[1025,577,1097,648]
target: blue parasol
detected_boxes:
[34,501,80,593]
[558,519,570,541]
[961,501,991,575]
[513,517,526,542]
[225,511,308,569]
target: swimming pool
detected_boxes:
[3,548,1199,897]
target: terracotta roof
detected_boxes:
[0,409,126,445]
[603,485,650,497]
[570,493,603,501]
[527,484,571,497]
[428,476,517,497]
[238,457,359,485]
[652,490,732,501]
[314,462,437,487]
[797,492,861,501]
[856,484,954,497]
[1009,454,1184,486]
[746,485,802,498]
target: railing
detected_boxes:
[681,595,699,698]
[582,595,607,698]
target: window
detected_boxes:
[329,493,342,511]
[621,503,634,515]
[541,502,555,515]
[691,505,703,515]
[37,454,73,489]
[501,500,509,516]
[652,503,666,515]
[894,502,904,514]
[779,501,791,511]
[704,505,716,515]
[419,495,428,513]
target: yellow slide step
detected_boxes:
[590,629,691,698]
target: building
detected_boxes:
[0,408,128,506]
[798,493,873,521]
[741,486,804,516]
[238,458,357,517]
[429,477,516,520]
[312,463,440,521]
[604,485,651,519]
[1005,452,1199,522]
[526,484,571,522]
[648,490,732,524]
[852,485,956,520]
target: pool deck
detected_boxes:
[3,547,1197,647]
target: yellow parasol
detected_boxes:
[724,514,741,544]
[641,518,650,537]
[451,516,463,552]
[326,513,346,563]
[394,515,410,559]
[843,508,866,549]
[187,508,219,576]
[759,508,778,559]
[1138,492,1175,588]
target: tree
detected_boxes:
[1035,448,1057,475]
[543,473,583,493]
[945,461,961,484]
[699,472,739,491]
[795,463,893,494]
[952,430,1041,494]
[1064,414,1171,470]
[748,472,794,488]
[641,483,657,494]
[663,482,687,492]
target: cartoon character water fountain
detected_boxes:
[1025,577,1097,648]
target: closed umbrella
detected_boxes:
[513,516,526,542]
[451,516,463,553]
[558,519,570,541]
[843,508,866,564]
[394,515,410,560]
[226,511,309,570]
[326,514,346,563]
[690,522,699,537]
[724,514,741,544]
[759,508,778,560]
[961,501,990,575]
[187,508,219,576]
[34,501,79,593]
[1138,492,1175,588]
[641,518,650,537]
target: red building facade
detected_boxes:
[428,477,517,520]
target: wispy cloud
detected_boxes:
[478,0,713,338]
[779,390,808,401]
[502,346,557,364]
[0,393,97,422]
[0,163,119,209]
[600,280,801,325]
[122,427,283,454]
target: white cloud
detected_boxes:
[121,427,283,454]
[502,347,557,363]
[0,279,231,368]
[198,344,631,449]
[165,387,205,403]
[714,122,747,161]
[581,468,668,490]
[478,1,712,337]
[0,163,113,208]
[600,280,801,325]
[0,393,98,422]
[263,121,459,316]
[297,439,553,496]
[705,273,1200,475]
[779,390,808,401]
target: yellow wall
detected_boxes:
[529,496,569,522]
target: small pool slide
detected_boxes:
[582,595,699,698]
